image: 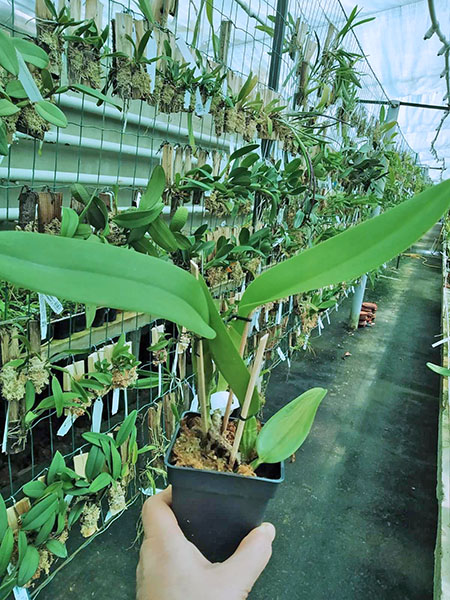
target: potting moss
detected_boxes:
[80,504,100,538]
[37,25,62,76]
[16,106,50,140]
[67,42,102,89]
[111,365,137,389]
[115,57,151,101]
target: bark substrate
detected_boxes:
[171,414,257,477]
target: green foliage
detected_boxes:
[252,388,327,468]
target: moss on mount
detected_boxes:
[67,41,102,89]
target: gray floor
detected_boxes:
[40,227,442,599]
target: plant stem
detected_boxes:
[229,333,269,468]
[221,312,252,433]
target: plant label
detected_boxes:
[151,324,165,345]
[13,586,30,600]
[87,349,105,372]
[63,360,85,391]
[2,403,9,453]
[147,36,157,93]
[289,296,294,311]
[195,87,204,116]
[175,33,201,77]
[302,334,309,351]
[203,97,212,115]
[158,363,162,397]
[190,391,239,416]
[73,453,89,478]
[43,294,63,314]
[112,388,120,415]
[102,344,116,361]
[276,302,283,325]
[184,90,191,110]
[57,413,78,437]
[326,310,331,324]
[38,293,48,340]
[277,347,286,361]
[124,388,128,417]
[91,398,103,433]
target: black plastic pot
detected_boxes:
[165,412,284,563]
[92,308,106,328]
[52,312,86,339]
[105,308,118,322]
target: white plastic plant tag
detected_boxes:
[222,77,228,96]
[123,388,128,417]
[335,303,339,312]
[13,586,30,600]
[111,388,120,415]
[289,296,293,312]
[351,286,355,294]
[2,403,9,453]
[175,34,201,76]
[171,346,178,375]
[57,413,78,437]
[203,97,212,114]
[91,398,103,433]
[277,347,286,361]
[190,391,239,416]
[38,294,48,340]
[184,90,191,110]
[302,334,310,351]
[276,206,285,225]
[147,36,157,93]
[326,310,331,325]
[240,280,246,294]
[43,295,63,314]
[318,316,324,330]
[287,356,291,369]
[105,510,113,522]
[158,363,163,397]
[194,87,204,116]
[343,288,348,297]
[276,302,283,325]
[265,308,269,323]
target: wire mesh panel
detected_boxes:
[0,0,430,595]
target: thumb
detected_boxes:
[220,523,276,592]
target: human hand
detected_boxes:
[136,486,275,600]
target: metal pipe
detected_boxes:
[58,95,231,152]
[0,204,204,221]
[15,131,157,159]
[358,98,450,112]
[0,168,150,187]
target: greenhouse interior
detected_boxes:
[0,0,448,598]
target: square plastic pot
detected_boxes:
[164,412,284,563]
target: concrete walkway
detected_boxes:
[40,227,442,599]
[252,225,442,599]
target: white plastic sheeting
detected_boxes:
[340,0,450,180]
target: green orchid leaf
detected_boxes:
[12,38,49,69]
[0,231,214,338]
[139,165,165,210]
[239,180,450,316]
[426,362,450,377]
[17,545,40,586]
[71,83,122,110]
[46,539,68,558]
[113,203,163,229]
[35,100,68,128]
[253,388,327,467]
[87,472,112,493]
[0,29,19,75]
[60,206,79,238]
[0,99,19,117]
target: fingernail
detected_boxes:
[259,522,276,541]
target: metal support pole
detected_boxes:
[348,102,400,330]
[253,0,288,227]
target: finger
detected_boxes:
[219,523,275,589]
[142,486,177,540]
